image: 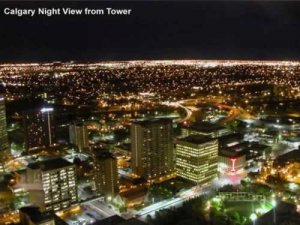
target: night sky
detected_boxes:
[1,1,300,62]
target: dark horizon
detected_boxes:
[1,1,300,62]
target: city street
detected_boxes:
[82,198,117,218]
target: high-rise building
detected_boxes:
[0,96,9,173]
[131,118,174,180]
[0,96,9,153]
[26,158,78,212]
[69,122,89,152]
[23,107,55,152]
[93,151,119,198]
[176,135,218,184]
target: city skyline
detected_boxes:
[1,1,300,225]
[1,57,300,225]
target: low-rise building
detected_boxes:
[19,206,68,225]
[218,150,246,173]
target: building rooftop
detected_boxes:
[93,151,115,160]
[218,133,244,143]
[27,158,73,171]
[219,149,245,158]
[277,149,300,164]
[92,215,125,225]
[220,141,269,157]
[91,216,147,225]
[178,135,216,145]
[119,186,148,200]
[182,122,226,133]
[114,143,131,151]
[132,118,172,126]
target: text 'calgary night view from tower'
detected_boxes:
[1,1,300,225]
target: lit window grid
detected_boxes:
[175,142,218,184]
[41,166,78,211]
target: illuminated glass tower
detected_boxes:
[0,96,9,173]
[176,135,218,184]
[23,107,55,152]
[0,96,9,152]
[131,118,174,180]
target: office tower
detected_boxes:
[26,158,78,212]
[0,96,9,173]
[131,118,174,180]
[176,135,218,184]
[0,96,9,153]
[0,96,9,174]
[69,122,89,152]
[23,107,55,152]
[93,151,119,198]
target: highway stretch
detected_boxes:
[162,98,252,125]
[135,187,209,219]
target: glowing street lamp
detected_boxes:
[271,198,277,224]
[250,213,257,225]
[250,213,257,221]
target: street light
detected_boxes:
[271,199,277,224]
[250,213,257,225]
